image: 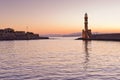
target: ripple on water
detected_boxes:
[0,40,120,80]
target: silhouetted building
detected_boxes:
[0,28,49,40]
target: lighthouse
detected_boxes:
[82,13,92,39]
[84,13,88,32]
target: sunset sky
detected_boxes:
[0,0,120,34]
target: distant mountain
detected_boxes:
[62,32,81,37]
[40,34,62,37]
[40,32,82,37]
[39,32,102,37]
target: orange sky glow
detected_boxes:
[0,0,120,34]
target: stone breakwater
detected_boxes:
[76,33,120,41]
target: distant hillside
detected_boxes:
[62,32,82,37]
[40,34,62,37]
[40,32,82,37]
[39,32,102,37]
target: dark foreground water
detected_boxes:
[0,37,120,80]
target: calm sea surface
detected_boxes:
[0,37,120,80]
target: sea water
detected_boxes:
[0,37,120,80]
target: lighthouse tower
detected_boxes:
[82,13,92,39]
[85,13,88,32]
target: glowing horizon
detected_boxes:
[0,0,120,34]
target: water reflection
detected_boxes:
[83,40,91,73]
[0,41,15,53]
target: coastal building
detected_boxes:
[0,28,49,40]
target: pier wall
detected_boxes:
[91,33,120,40]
